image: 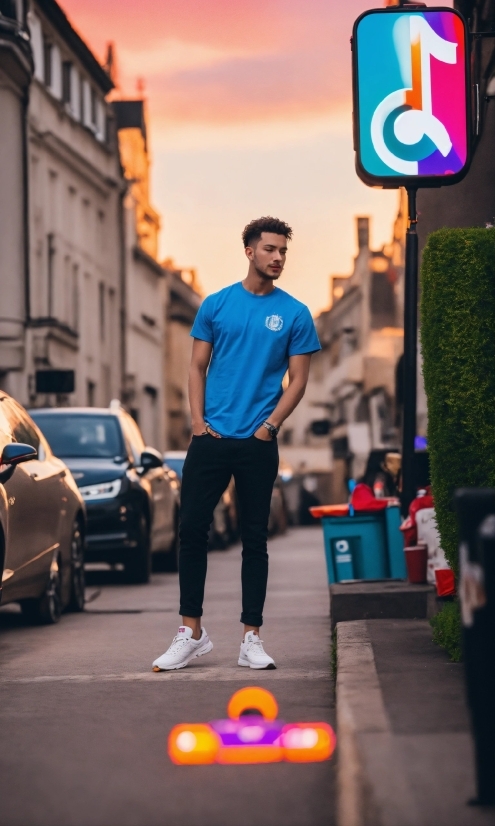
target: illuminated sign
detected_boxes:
[168,687,336,765]
[353,8,469,187]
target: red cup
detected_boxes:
[435,568,455,597]
[404,544,428,584]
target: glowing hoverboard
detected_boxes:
[168,687,336,765]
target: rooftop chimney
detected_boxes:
[357,217,370,250]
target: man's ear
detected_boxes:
[244,246,254,261]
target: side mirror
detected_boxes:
[2,443,37,466]
[0,443,37,485]
[140,447,163,472]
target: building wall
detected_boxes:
[0,4,32,377]
[283,197,407,500]
[114,103,167,451]
[123,208,166,451]
[1,2,124,410]
[165,318,193,449]
[164,269,202,450]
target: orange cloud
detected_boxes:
[58,0,375,124]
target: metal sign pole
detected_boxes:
[401,187,418,516]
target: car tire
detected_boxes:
[125,513,151,584]
[152,510,179,573]
[21,553,63,624]
[67,520,85,612]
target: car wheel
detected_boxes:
[125,513,151,584]
[152,510,179,573]
[67,520,85,612]
[21,553,63,625]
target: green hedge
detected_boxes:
[421,227,495,576]
[430,601,462,662]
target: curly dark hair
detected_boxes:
[242,216,293,248]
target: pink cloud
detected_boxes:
[59,0,382,124]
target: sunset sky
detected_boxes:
[60,0,448,313]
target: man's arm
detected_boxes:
[189,339,213,436]
[254,353,312,440]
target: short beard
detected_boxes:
[253,260,281,281]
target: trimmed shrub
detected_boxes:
[421,227,495,577]
[430,600,462,662]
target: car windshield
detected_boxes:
[164,457,185,479]
[31,413,124,459]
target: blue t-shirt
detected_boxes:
[190,282,321,438]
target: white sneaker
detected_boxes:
[152,626,213,671]
[238,631,276,670]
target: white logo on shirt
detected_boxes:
[265,314,283,332]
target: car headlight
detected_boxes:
[79,478,122,501]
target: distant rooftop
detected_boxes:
[112,100,147,146]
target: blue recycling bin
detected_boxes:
[321,506,406,584]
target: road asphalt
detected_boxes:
[0,526,335,826]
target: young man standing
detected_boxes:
[152,217,320,672]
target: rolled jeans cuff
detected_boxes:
[240,612,263,627]
[179,606,203,618]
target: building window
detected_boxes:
[72,264,79,331]
[62,61,72,105]
[70,65,80,120]
[51,44,62,99]
[29,11,44,82]
[47,233,55,317]
[99,282,105,341]
[43,37,52,87]
[87,380,96,407]
[97,210,105,251]
[82,80,92,128]
[80,74,85,122]
[91,87,97,128]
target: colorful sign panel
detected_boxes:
[353,8,469,188]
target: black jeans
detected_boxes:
[179,434,279,627]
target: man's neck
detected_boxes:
[242,269,276,296]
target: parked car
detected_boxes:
[31,404,179,583]
[0,392,86,623]
[164,450,288,544]
[164,450,238,549]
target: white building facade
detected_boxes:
[1,0,125,409]
[0,0,201,453]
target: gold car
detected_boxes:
[0,393,86,623]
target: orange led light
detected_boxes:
[282,723,336,763]
[217,744,284,765]
[168,724,220,765]
[167,689,337,766]
[227,686,279,721]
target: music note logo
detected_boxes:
[356,10,468,180]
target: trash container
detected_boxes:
[316,505,406,584]
[454,487,495,805]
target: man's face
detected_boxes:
[245,232,288,280]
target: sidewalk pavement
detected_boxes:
[0,526,335,826]
[336,618,495,826]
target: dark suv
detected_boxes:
[30,404,179,583]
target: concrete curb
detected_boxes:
[336,621,420,826]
